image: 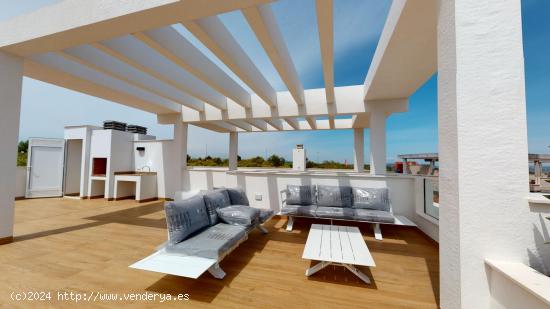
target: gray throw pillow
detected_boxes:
[226,187,250,206]
[216,205,261,226]
[164,195,210,245]
[316,185,353,207]
[352,187,390,211]
[286,185,315,205]
[203,189,231,225]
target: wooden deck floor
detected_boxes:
[0,198,439,308]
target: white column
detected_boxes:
[353,128,364,172]
[172,118,187,194]
[228,132,238,171]
[369,108,386,175]
[438,0,533,307]
[403,158,409,174]
[0,51,23,242]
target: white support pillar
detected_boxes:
[403,158,409,174]
[438,0,534,308]
[228,132,238,171]
[172,118,188,194]
[369,108,386,175]
[353,128,364,172]
[0,51,23,242]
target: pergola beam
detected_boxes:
[0,0,276,56]
[227,119,253,132]
[243,4,305,106]
[183,16,277,107]
[245,119,268,131]
[305,116,317,130]
[57,47,206,112]
[283,117,300,130]
[92,39,227,110]
[264,119,284,131]
[135,27,251,108]
[316,0,335,104]
[30,52,181,114]
[181,87,408,122]
[363,0,437,101]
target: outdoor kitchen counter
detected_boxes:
[113,172,157,202]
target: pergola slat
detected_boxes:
[92,40,227,111]
[58,47,206,112]
[183,16,277,107]
[135,27,252,108]
[243,4,305,106]
[316,0,335,104]
[31,52,183,113]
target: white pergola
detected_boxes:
[0,0,535,308]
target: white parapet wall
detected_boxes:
[15,166,27,199]
[182,167,439,242]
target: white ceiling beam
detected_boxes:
[283,118,300,130]
[316,0,335,104]
[0,0,275,56]
[92,39,227,110]
[183,16,277,107]
[305,116,317,130]
[58,47,206,112]
[227,120,253,132]
[30,52,182,113]
[135,27,251,108]
[328,116,335,129]
[24,59,179,115]
[264,119,284,131]
[363,0,437,101]
[180,86,408,122]
[244,119,268,131]
[243,4,305,105]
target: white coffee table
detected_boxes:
[302,224,375,284]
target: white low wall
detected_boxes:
[182,167,439,242]
[15,166,26,198]
[486,260,550,309]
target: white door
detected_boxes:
[26,138,65,198]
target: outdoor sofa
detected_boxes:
[130,187,273,279]
[280,184,403,240]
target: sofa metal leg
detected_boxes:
[286,216,294,232]
[208,263,226,279]
[257,225,268,234]
[373,223,382,241]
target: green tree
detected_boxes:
[17,140,28,166]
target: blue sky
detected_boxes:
[2,0,548,162]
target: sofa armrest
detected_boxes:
[279,189,288,208]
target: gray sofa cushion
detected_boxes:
[216,205,260,226]
[286,185,316,205]
[259,209,274,223]
[166,223,247,259]
[203,189,231,225]
[316,185,353,207]
[353,209,395,223]
[352,187,390,211]
[280,205,317,217]
[165,196,210,245]
[226,187,250,206]
[280,204,300,215]
[315,206,354,219]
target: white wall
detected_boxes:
[0,51,23,239]
[15,166,27,198]
[133,139,177,199]
[64,139,82,195]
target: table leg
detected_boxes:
[305,261,331,276]
[343,264,371,284]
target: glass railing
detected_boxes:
[424,178,439,220]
